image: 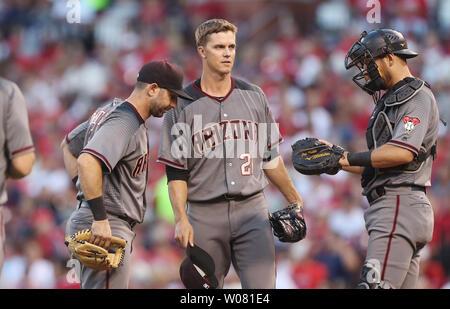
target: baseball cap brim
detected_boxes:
[179,244,218,289]
[393,49,419,58]
[168,89,194,101]
[180,257,218,289]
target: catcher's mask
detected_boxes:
[179,244,218,289]
[345,29,418,101]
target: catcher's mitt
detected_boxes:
[269,203,306,243]
[65,229,126,271]
[291,137,345,175]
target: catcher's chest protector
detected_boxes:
[365,78,433,176]
[366,78,425,149]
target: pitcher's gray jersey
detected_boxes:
[0,78,34,204]
[75,98,149,223]
[158,78,283,202]
[362,80,439,195]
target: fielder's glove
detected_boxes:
[269,203,306,243]
[65,229,126,271]
[291,137,345,175]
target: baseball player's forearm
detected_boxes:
[168,179,194,248]
[263,157,303,206]
[7,152,35,179]
[61,140,78,181]
[371,144,414,168]
[77,153,103,199]
[340,144,414,169]
[77,153,111,247]
[168,180,188,222]
[341,166,364,174]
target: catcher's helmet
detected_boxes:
[345,29,418,98]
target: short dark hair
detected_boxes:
[134,81,148,90]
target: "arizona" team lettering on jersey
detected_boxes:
[191,119,258,155]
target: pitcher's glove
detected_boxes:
[269,203,306,243]
[292,137,345,175]
[65,229,126,271]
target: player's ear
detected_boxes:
[387,53,395,67]
[146,83,160,97]
[197,45,206,59]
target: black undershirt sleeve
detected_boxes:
[166,165,189,182]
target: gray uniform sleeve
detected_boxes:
[65,121,88,158]
[157,107,189,170]
[387,91,432,156]
[82,112,139,173]
[6,82,34,159]
[260,90,283,162]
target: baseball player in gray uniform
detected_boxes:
[0,77,35,274]
[63,61,193,289]
[158,19,303,289]
[322,29,441,288]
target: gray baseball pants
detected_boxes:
[187,191,276,289]
[66,206,136,289]
[362,186,434,288]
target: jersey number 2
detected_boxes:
[240,153,253,176]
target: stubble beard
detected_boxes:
[205,58,234,77]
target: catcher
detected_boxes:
[292,29,441,289]
[62,61,193,288]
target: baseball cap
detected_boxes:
[137,60,193,100]
[179,244,218,289]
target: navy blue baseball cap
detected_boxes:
[179,244,218,289]
[137,60,193,101]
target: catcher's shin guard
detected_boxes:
[357,259,394,289]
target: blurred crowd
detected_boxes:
[0,0,449,289]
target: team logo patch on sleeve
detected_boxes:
[403,116,420,133]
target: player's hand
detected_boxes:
[318,139,333,148]
[339,151,350,167]
[298,199,304,211]
[292,199,304,211]
[90,219,112,249]
[318,139,350,167]
[174,217,194,249]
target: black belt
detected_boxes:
[366,185,426,204]
[195,191,261,204]
[118,215,138,229]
